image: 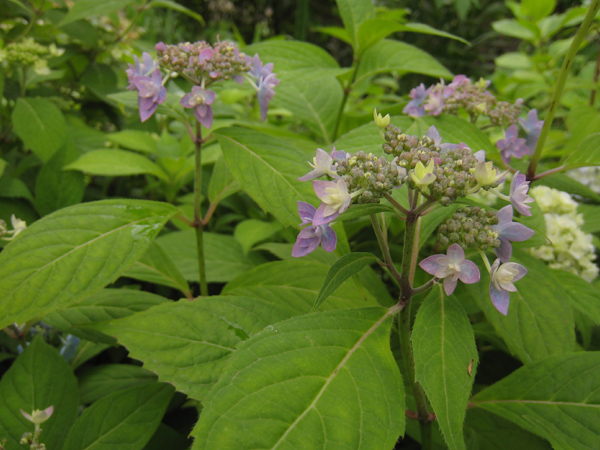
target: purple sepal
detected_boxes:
[493,205,534,263]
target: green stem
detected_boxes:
[397,306,432,449]
[193,122,209,297]
[527,0,600,180]
[370,215,402,285]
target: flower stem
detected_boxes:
[193,122,209,296]
[527,0,600,179]
[370,214,402,285]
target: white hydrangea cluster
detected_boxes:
[527,185,598,281]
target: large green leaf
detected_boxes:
[471,353,600,449]
[65,149,169,181]
[62,383,174,450]
[0,199,178,329]
[191,307,404,450]
[156,230,267,283]
[549,269,600,326]
[11,97,67,162]
[124,241,192,297]
[108,130,158,154]
[43,289,168,344]
[78,364,158,404]
[336,0,376,49]
[355,40,452,87]
[223,259,380,311]
[234,219,282,254]
[34,140,85,216]
[274,69,344,143]
[412,286,478,450]
[87,296,299,400]
[208,156,240,204]
[244,41,339,71]
[475,251,575,363]
[60,0,136,25]
[312,252,377,312]
[215,127,315,227]
[562,133,600,168]
[0,337,79,450]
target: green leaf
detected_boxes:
[579,203,600,233]
[86,297,282,400]
[62,383,174,450]
[0,158,6,179]
[562,133,600,168]
[78,364,158,404]
[0,200,178,329]
[274,69,344,143]
[157,230,267,283]
[215,127,316,227]
[0,175,34,202]
[108,91,186,121]
[71,341,111,369]
[464,409,552,450]
[412,286,478,450]
[234,219,283,254]
[336,0,376,49]
[124,241,192,297]
[471,353,600,449]
[312,252,377,312]
[355,40,452,87]
[191,307,404,450]
[108,130,158,153]
[12,97,67,162]
[81,63,118,98]
[492,19,536,40]
[65,149,169,180]
[223,259,380,311]
[549,269,600,326]
[144,424,191,450]
[244,41,339,71]
[521,0,556,21]
[61,0,136,25]
[208,156,240,204]
[34,141,85,216]
[476,251,575,363]
[0,337,79,450]
[313,26,352,44]
[148,0,205,25]
[396,23,470,45]
[44,289,167,344]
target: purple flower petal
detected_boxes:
[312,202,340,226]
[194,104,213,129]
[444,277,458,295]
[320,225,337,252]
[489,281,510,315]
[510,171,534,216]
[297,201,316,225]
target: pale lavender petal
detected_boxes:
[194,105,213,129]
[292,233,320,257]
[233,74,244,85]
[197,104,208,118]
[489,282,510,315]
[444,277,458,295]
[426,126,442,146]
[419,254,450,278]
[139,98,158,122]
[297,201,316,225]
[297,169,323,182]
[458,260,480,284]
[474,150,486,162]
[312,180,333,200]
[499,222,534,242]
[495,238,513,263]
[180,92,197,108]
[446,243,465,262]
[320,225,337,252]
[510,171,534,216]
[313,203,339,226]
[496,205,513,223]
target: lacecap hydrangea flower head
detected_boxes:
[294,112,536,315]
[126,39,279,125]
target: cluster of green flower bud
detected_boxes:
[430,145,484,206]
[382,125,441,168]
[437,206,500,250]
[444,80,496,119]
[0,37,63,75]
[336,151,402,203]
[488,100,523,128]
[155,40,250,85]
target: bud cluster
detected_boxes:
[336,151,402,203]
[437,206,500,250]
[0,37,63,75]
[155,40,250,85]
[488,100,524,128]
[383,125,441,168]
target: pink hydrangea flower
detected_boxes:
[510,171,534,216]
[419,244,480,295]
[492,205,534,262]
[180,86,216,129]
[312,178,352,226]
[133,68,166,122]
[292,202,337,257]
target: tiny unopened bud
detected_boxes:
[373,108,391,129]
